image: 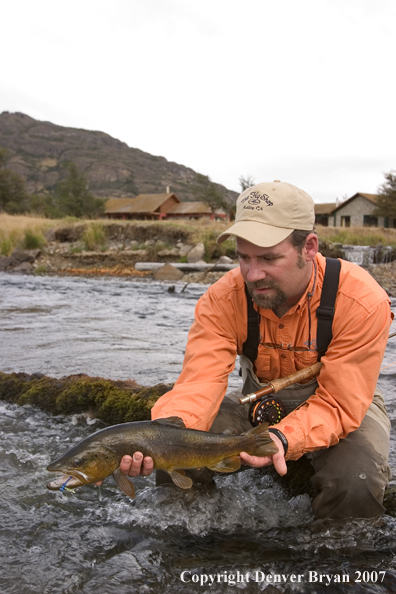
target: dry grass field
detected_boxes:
[1,214,396,257]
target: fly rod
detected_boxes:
[240,330,396,405]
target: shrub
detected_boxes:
[21,228,47,250]
[82,223,107,251]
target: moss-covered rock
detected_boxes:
[0,371,172,425]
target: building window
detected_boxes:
[341,216,351,227]
[315,215,329,226]
[363,215,378,227]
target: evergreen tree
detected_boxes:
[374,170,396,221]
[54,162,105,218]
[0,148,30,213]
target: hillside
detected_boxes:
[0,111,238,203]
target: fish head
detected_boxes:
[47,443,119,490]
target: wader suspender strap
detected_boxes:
[242,257,341,364]
[242,283,260,364]
[316,257,341,361]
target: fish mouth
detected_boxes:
[46,473,84,491]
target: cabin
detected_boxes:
[105,194,229,221]
[329,193,395,228]
[105,193,180,220]
[314,203,337,226]
[166,202,228,221]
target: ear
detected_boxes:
[303,233,319,262]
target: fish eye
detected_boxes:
[73,458,81,467]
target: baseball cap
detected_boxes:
[217,180,315,247]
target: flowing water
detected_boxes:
[1,272,396,594]
[341,246,394,267]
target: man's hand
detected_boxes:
[95,452,154,486]
[119,452,154,476]
[240,432,287,476]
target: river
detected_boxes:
[1,272,396,594]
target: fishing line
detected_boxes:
[380,361,396,371]
[59,476,73,493]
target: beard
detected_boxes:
[246,279,288,310]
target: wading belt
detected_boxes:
[242,257,341,365]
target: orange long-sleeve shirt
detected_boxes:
[151,253,393,460]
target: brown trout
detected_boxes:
[46,417,278,498]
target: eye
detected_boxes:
[73,458,81,467]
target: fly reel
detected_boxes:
[249,396,287,427]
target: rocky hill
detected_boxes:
[0,111,238,203]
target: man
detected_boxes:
[119,181,393,519]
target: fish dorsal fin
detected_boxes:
[222,427,239,435]
[208,455,241,473]
[113,468,135,498]
[151,417,185,429]
[168,470,193,489]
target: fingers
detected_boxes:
[240,452,272,468]
[119,452,154,477]
[240,433,288,477]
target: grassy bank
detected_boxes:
[316,225,396,248]
[2,215,396,258]
[0,213,63,255]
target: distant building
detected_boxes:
[330,193,395,228]
[314,203,337,226]
[105,194,229,221]
[166,202,228,221]
[105,193,180,220]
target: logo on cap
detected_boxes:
[241,191,274,211]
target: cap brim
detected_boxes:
[216,221,294,247]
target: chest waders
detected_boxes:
[240,258,341,426]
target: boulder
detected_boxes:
[217,255,234,264]
[11,249,41,263]
[153,264,184,281]
[13,262,33,273]
[178,243,193,257]
[187,242,205,263]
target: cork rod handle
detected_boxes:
[239,362,323,404]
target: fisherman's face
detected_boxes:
[236,235,317,312]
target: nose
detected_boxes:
[246,260,267,283]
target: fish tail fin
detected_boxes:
[245,423,279,457]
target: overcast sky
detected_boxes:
[1,0,395,203]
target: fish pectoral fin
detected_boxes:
[168,470,193,489]
[113,469,136,498]
[208,455,241,473]
[151,416,186,429]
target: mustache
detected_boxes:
[246,280,279,290]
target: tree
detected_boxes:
[191,173,227,213]
[54,162,105,218]
[239,175,255,192]
[374,170,396,221]
[0,148,30,213]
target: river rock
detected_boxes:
[178,243,193,257]
[0,256,14,270]
[153,264,184,281]
[157,247,180,260]
[187,242,205,263]
[217,255,234,264]
[11,249,41,262]
[12,262,33,273]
